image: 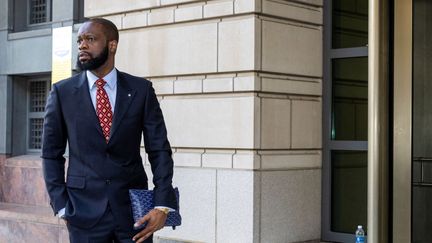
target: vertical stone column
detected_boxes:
[0,75,12,204]
[84,0,323,242]
[0,76,12,156]
[257,1,322,242]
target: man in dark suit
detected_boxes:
[42,18,177,243]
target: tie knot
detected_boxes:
[96,79,106,88]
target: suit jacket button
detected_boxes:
[105,179,111,184]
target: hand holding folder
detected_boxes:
[129,187,182,230]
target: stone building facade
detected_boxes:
[0,0,323,242]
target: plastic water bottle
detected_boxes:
[355,225,365,243]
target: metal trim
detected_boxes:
[368,0,390,242]
[393,0,412,242]
[330,47,369,58]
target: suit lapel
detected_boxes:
[109,71,136,142]
[74,72,104,138]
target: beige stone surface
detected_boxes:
[152,79,175,95]
[174,78,203,94]
[295,0,323,6]
[161,95,257,149]
[291,99,321,148]
[117,21,218,77]
[156,168,217,243]
[233,74,261,92]
[203,0,234,18]
[202,150,234,168]
[218,17,258,72]
[260,98,291,149]
[262,19,322,77]
[263,0,323,25]
[234,0,259,13]
[261,76,322,96]
[203,77,233,92]
[85,0,159,17]
[233,150,261,169]
[260,150,321,169]
[123,11,149,29]
[260,169,321,242]
[173,149,203,167]
[148,7,175,25]
[217,170,260,243]
[175,3,204,22]
[103,14,123,29]
[161,0,199,5]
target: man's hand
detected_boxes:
[132,209,167,242]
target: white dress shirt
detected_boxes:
[87,68,117,113]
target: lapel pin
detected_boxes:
[128,93,131,97]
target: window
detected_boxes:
[10,0,53,32]
[28,0,51,25]
[323,0,368,242]
[27,79,50,152]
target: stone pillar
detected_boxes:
[84,0,323,242]
[0,75,12,155]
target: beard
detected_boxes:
[76,45,109,71]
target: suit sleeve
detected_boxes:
[41,84,68,214]
[143,83,177,210]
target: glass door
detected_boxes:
[394,0,432,242]
[412,0,432,242]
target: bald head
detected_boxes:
[85,18,119,42]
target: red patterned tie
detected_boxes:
[96,79,113,143]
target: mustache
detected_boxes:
[79,51,92,57]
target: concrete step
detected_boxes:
[0,155,51,206]
[0,202,68,243]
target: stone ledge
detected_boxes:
[5,154,42,168]
[85,0,321,30]
[155,235,204,243]
[263,0,322,25]
[149,72,322,96]
[2,155,57,206]
[167,148,322,170]
[0,203,68,242]
[0,203,62,226]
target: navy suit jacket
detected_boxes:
[42,70,177,230]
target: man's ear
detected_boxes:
[109,41,118,53]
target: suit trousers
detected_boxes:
[66,204,152,243]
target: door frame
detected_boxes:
[393,0,412,242]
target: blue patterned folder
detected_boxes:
[129,187,181,230]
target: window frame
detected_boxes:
[322,0,369,242]
[27,0,52,27]
[26,78,50,153]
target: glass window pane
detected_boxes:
[29,118,44,149]
[331,150,367,234]
[29,80,48,112]
[30,0,47,24]
[331,57,368,141]
[332,0,368,48]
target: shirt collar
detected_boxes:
[87,68,117,91]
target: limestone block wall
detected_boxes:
[85,0,323,242]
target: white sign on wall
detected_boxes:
[51,26,72,84]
